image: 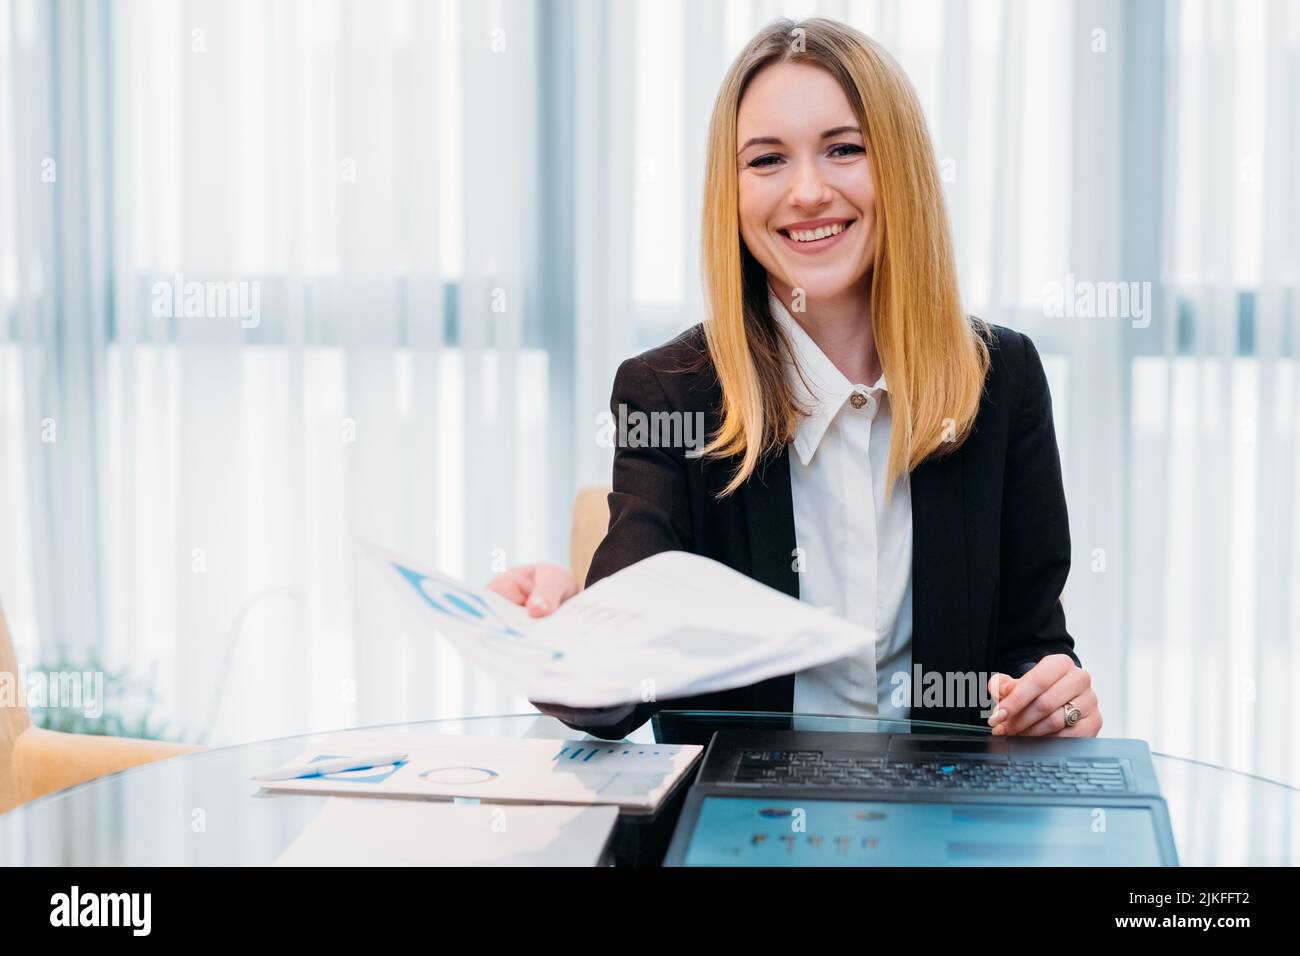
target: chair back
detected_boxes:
[0,604,34,813]
[569,485,612,589]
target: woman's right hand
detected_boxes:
[487,561,640,735]
[486,562,579,618]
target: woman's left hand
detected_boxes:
[986,654,1102,737]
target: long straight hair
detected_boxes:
[699,17,989,496]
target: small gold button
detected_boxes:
[850,392,868,409]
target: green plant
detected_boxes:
[26,652,176,741]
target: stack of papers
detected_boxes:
[372,547,876,709]
[272,799,619,867]
[256,731,703,815]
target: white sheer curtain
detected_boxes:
[1,0,550,742]
[2,0,1298,783]
[1137,0,1300,787]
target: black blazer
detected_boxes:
[568,320,1078,739]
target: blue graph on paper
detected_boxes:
[394,563,565,661]
[308,753,407,784]
[552,744,672,763]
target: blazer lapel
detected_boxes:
[740,448,799,599]
[910,448,975,721]
[740,448,799,711]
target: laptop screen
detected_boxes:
[682,796,1166,866]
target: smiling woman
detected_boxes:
[490,16,1101,744]
[702,22,988,497]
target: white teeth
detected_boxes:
[788,221,847,242]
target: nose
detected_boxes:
[788,157,832,210]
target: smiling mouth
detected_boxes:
[777,219,856,244]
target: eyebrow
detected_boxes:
[737,126,862,153]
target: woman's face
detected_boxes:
[735,61,877,303]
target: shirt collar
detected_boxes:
[768,287,887,467]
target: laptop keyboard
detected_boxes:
[727,750,1133,794]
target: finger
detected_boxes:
[997,666,1092,736]
[486,566,535,606]
[526,563,578,617]
[1029,707,1102,738]
[984,672,1013,721]
[1013,688,1098,737]
[486,573,526,605]
[988,655,1073,728]
[1018,688,1100,737]
[1056,710,1103,738]
[987,672,1015,707]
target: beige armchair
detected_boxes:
[569,485,612,590]
[0,605,199,814]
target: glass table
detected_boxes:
[2,711,1296,866]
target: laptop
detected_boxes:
[663,729,1179,866]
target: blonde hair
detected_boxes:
[699,17,989,496]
